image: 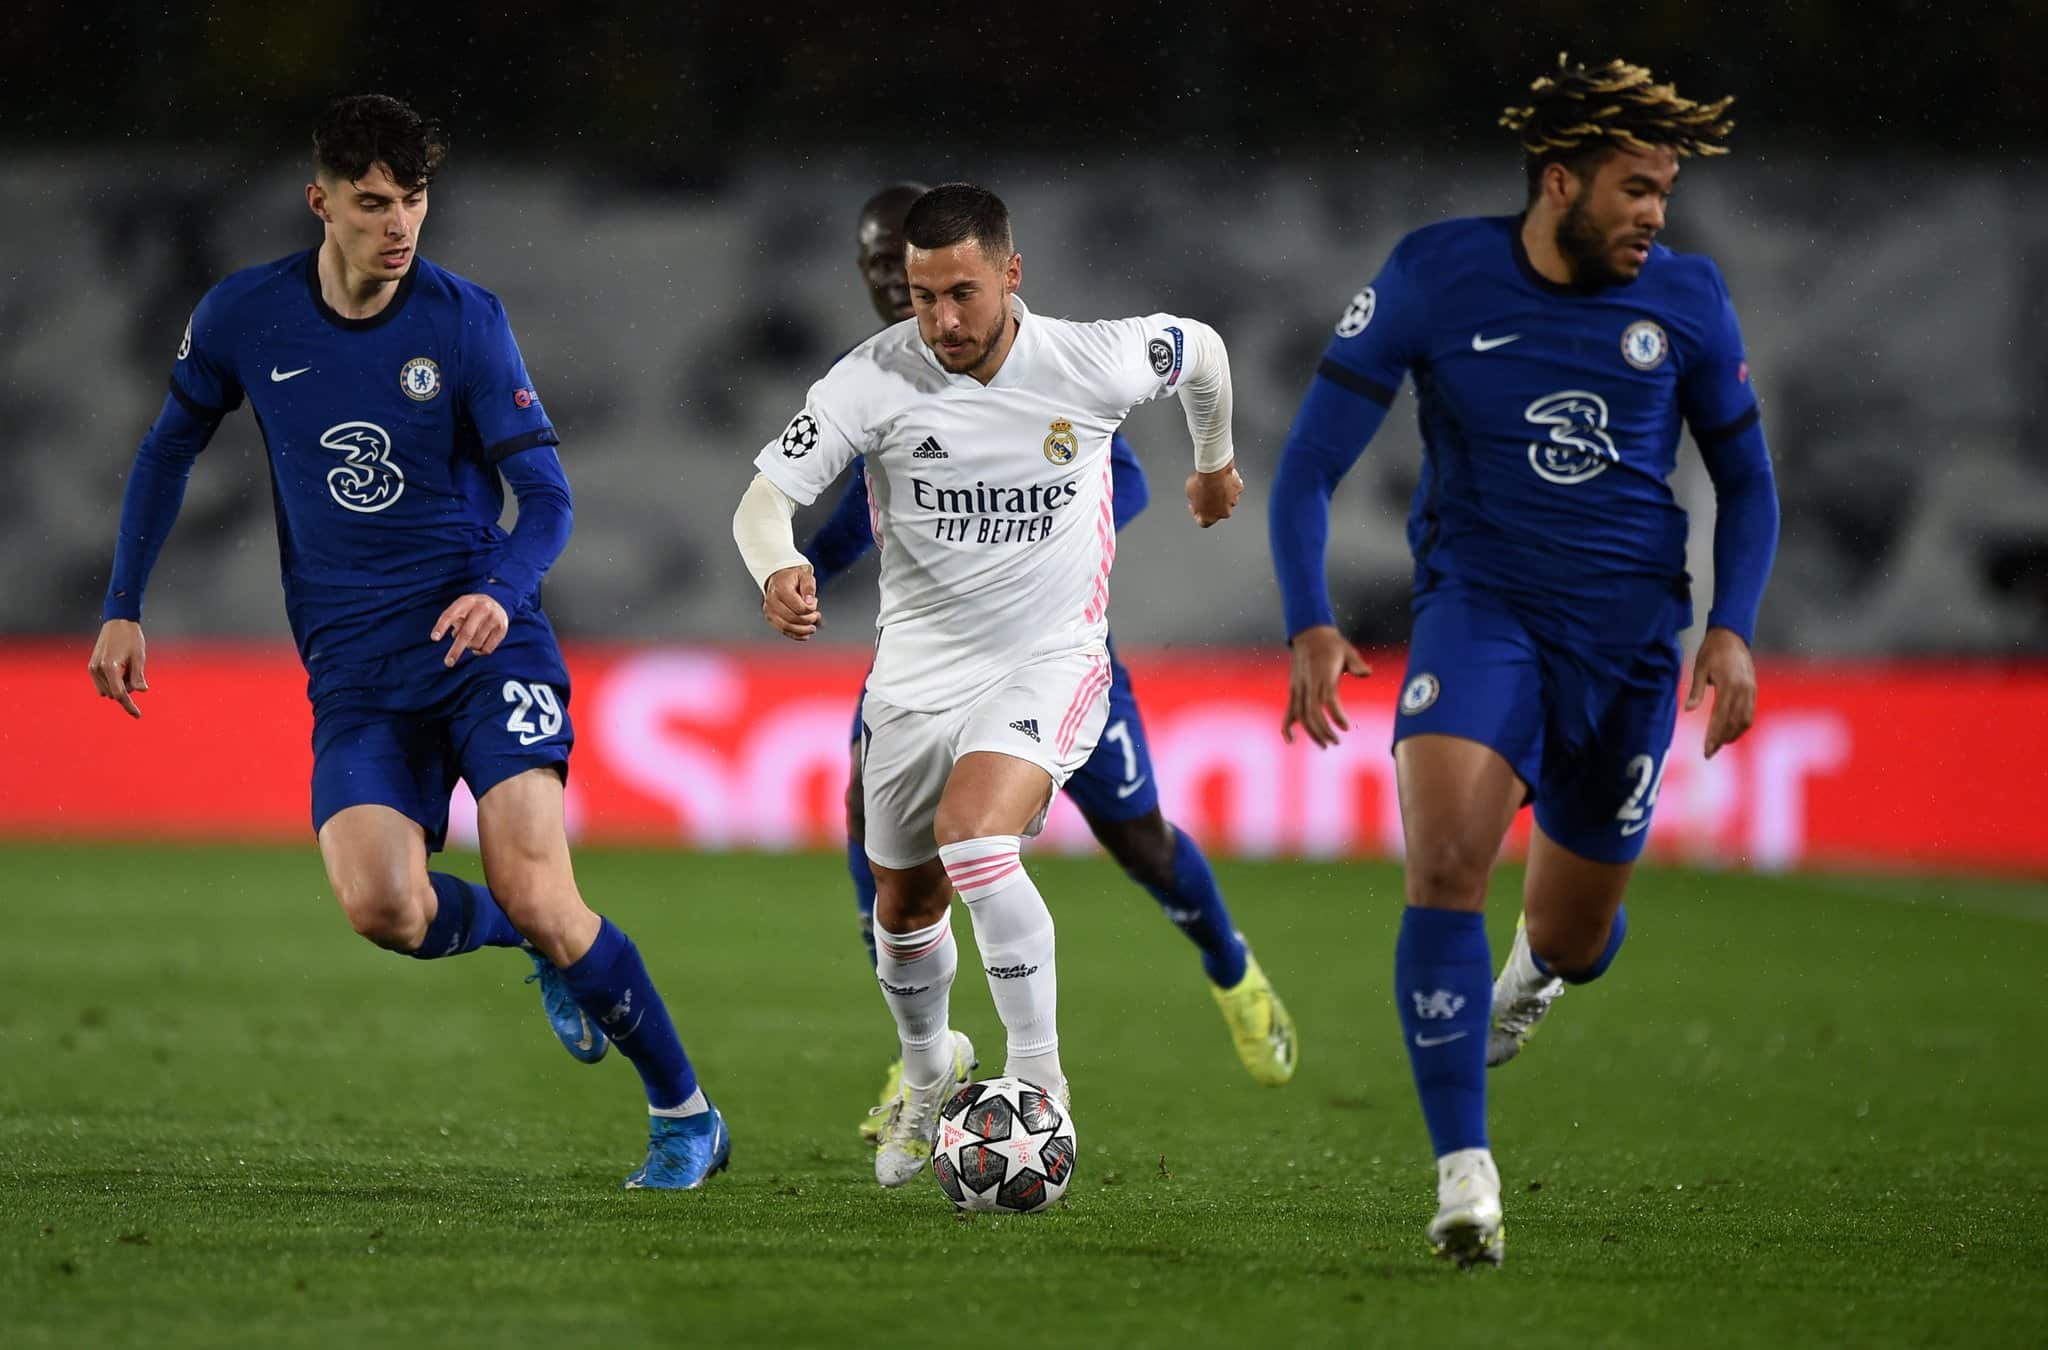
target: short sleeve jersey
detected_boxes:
[1318,215,1759,648]
[755,296,1192,711]
[173,250,558,672]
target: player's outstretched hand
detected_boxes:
[763,565,821,642]
[1686,625,1758,759]
[432,593,511,668]
[1186,461,1243,527]
[1283,624,1372,748]
[88,619,149,719]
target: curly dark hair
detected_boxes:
[1502,54,1734,199]
[312,94,447,191]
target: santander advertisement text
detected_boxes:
[6,643,2042,872]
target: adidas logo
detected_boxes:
[1009,718,1040,742]
[911,435,949,459]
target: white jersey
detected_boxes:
[755,296,1197,712]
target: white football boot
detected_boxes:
[872,1031,976,1188]
[1488,916,1565,1068]
[1426,1147,1504,1268]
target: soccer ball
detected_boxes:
[932,1076,1076,1214]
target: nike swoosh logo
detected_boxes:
[1413,1030,1469,1047]
[1619,819,1651,837]
[575,1018,595,1053]
[1470,334,1519,352]
[1115,775,1149,799]
[270,366,311,382]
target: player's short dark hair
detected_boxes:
[313,94,447,192]
[903,183,1014,265]
[1502,54,1734,201]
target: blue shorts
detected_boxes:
[309,616,574,852]
[1392,587,1680,864]
[846,639,1160,824]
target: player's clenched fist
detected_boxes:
[431,593,510,668]
[1186,461,1243,527]
[1282,624,1373,749]
[88,619,149,718]
[763,564,821,641]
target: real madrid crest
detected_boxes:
[1043,418,1079,465]
[399,356,442,402]
[1620,320,1669,371]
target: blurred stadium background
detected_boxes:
[3,3,2046,863]
[7,9,2048,1347]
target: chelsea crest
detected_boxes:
[1620,320,1668,371]
[399,356,442,402]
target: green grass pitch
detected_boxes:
[3,843,2045,1348]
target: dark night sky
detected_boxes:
[4,2,2040,164]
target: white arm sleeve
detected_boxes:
[1175,318,1235,473]
[732,472,811,593]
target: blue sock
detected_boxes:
[1532,905,1628,985]
[1134,827,1248,988]
[411,873,523,959]
[849,833,879,969]
[559,918,698,1111]
[1395,906,1492,1157]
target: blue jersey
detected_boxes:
[1299,215,1762,650]
[803,433,1150,588]
[142,249,561,674]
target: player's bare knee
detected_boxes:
[1526,913,1609,977]
[932,800,1014,848]
[1405,835,1494,910]
[333,871,431,951]
[489,871,586,952]
[874,870,949,933]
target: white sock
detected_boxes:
[875,911,958,1088]
[650,1086,709,1119]
[942,835,1063,1089]
[1502,933,1552,997]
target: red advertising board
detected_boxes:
[4,641,2043,872]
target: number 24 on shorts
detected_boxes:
[503,680,564,746]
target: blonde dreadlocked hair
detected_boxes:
[1501,53,1734,198]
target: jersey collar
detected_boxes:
[304,248,422,331]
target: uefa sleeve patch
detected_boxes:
[1335,287,1376,338]
[1147,326,1186,386]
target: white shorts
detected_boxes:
[860,646,1112,870]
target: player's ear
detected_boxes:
[1006,252,1022,295]
[306,181,331,223]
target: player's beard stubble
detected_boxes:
[1555,191,1631,289]
[931,299,1012,377]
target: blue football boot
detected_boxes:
[623,1104,732,1190]
[525,950,609,1064]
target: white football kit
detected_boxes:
[752,297,1220,867]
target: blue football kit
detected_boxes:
[103,247,715,1146]
[1269,210,1779,1179]
[1270,214,1779,863]
[104,249,577,849]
